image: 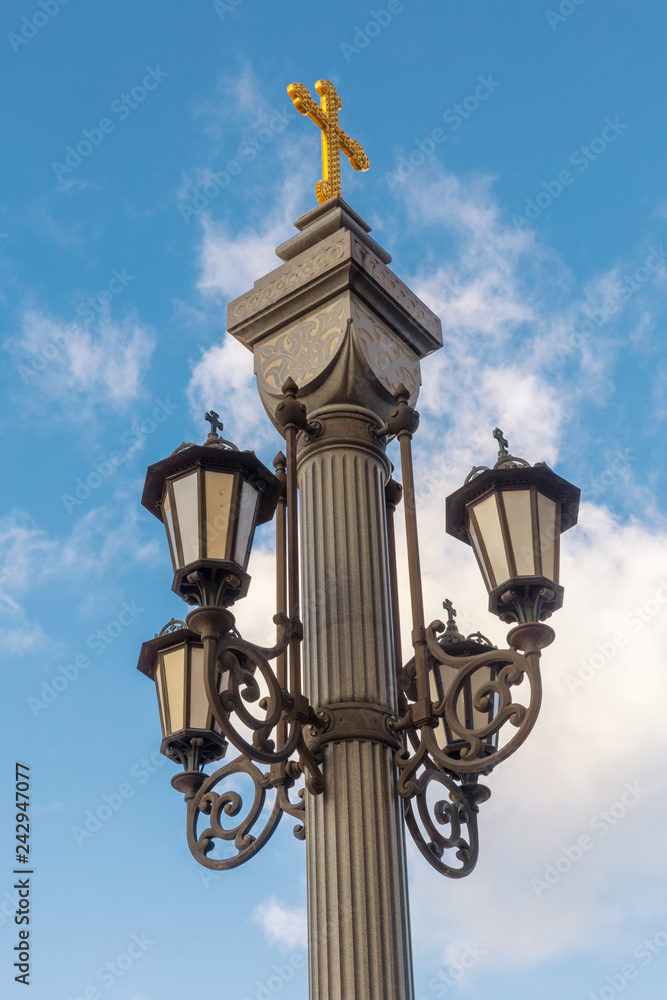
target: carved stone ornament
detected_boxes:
[256,297,347,393]
[230,233,348,326]
[253,294,421,429]
[351,298,420,401]
[350,236,440,338]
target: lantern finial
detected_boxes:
[205,409,224,441]
[441,598,465,645]
[493,427,511,465]
[202,410,239,451]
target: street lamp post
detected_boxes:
[136,80,580,1000]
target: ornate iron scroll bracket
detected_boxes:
[176,753,307,871]
[402,767,490,879]
[394,620,553,801]
[183,607,324,797]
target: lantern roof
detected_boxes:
[136,619,200,680]
[141,414,282,527]
[446,430,580,546]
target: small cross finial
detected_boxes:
[442,598,457,624]
[441,598,465,645]
[287,79,370,205]
[493,427,509,458]
[205,409,224,442]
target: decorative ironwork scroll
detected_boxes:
[395,619,552,801]
[202,617,325,795]
[403,767,489,879]
[185,754,306,871]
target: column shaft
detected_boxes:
[299,414,414,1000]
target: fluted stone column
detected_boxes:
[228,198,442,1000]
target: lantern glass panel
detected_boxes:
[204,470,235,560]
[172,472,199,566]
[163,490,178,571]
[155,661,169,735]
[537,493,558,581]
[430,662,458,750]
[501,489,535,576]
[468,519,491,590]
[471,493,509,587]
[234,479,259,568]
[188,644,210,730]
[158,645,186,735]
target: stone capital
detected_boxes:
[227,198,442,432]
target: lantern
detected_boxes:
[446,436,580,622]
[141,423,282,607]
[136,620,227,770]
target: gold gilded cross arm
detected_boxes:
[287,79,370,205]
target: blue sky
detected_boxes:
[1,1,667,999]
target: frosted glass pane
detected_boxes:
[430,663,458,750]
[187,645,209,730]
[472,493,509,588]
[205,471,234,560]
[159,646,186,734]
[234,480,259,567]
[172,473,199,566]
[468,519,491,590]
[502,490,535,576]
[155,664,169,737]
[537,493,558,581]
[162,489,178,571]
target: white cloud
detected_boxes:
[401,474,667,972]
[253,897,307,950]
[195,170,306,300]
[378,164,667,973]
[7,308,155,410]
[0,504,159,658]
[187,166,313,447]
[186,333,271,449]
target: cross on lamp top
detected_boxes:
[441,598,466,645]
[493,427,509,458]
[287,79,370,205]
[205,409,224,442]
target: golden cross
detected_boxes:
[287,79,370,205]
